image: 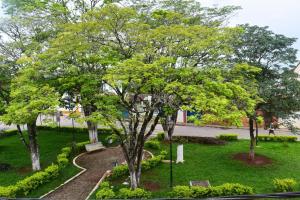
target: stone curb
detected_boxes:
[84,170,112,200]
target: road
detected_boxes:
[1,115,298,140]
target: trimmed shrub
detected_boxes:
[156,132,165,141]
[37,126,115,135]
[258,135,297,142]
[61,147,72,155]
[218,134,238,141]
[171,183,253,198]
[191,186,209,198]
[110,164,129,179]
[0,130,18,139]
[172,136,226,145]
[273,178,297,192]
[57,157,69,167]
[111,150,167,178]
[57,153,68,160]
[44,164,60,177]
[145,140,161,150]
[171,186,193,198]
[99,181,110,189]
[210,183,254,196]
[0,186,18,198]
[142,151,167,171]
[96,188,115,199]
[118,188,151,199]
[76,141,89,151]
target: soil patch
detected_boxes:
[233,153,273,166]
[142,181,161,191]
[17,166,32,174]
[0,163,12,172]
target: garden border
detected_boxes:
[39,153,87,199]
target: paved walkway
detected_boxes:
[43,148,124,200]
[154,124,299,140]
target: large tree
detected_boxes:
[1,61,59,171]
[66,4,258,189]
[232,24,299,125]
[231,24,299,159]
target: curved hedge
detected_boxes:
[258,135,297,142]
[0,141,86,198]
[171,183,254,198]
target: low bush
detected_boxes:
[171,186,193,198]
[105,134,118,144]
[156,132,165,141]
[15,164,60,196]
[142,151,166,171]
[273,178,297,192]
[110,164,129,179]
[56,148,70,168]
[172,136,226,145]
[99,181,110,189]
[111,150,167,179]
[118,188,151,199]
[191,186,209,198]
[96,188,115,199]
[37,126,115,135]
[0,129,18,139]
[218,134,238,141]
[57,157,69,168]
[57,153,68,160]
[145,140,161,150]
[0,186,18,198]
[61,147,72,155]
[258,135,297,142]
[76,141,89,151]
[209,183,253,196]
[95,181,115,199]
[171,183,253,198]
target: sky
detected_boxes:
[200,0,300,60]
[0,0,299,59]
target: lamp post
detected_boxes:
[169,134,173,188]
[168,118,173,188]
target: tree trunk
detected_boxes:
[87,121,98,143]
[27,122,41,171]
[255,119,259,146]
[161,118,169,140]
[126,154,139,189]
[129,166,138,189]
[249,117,255,161]
[136,142,144,186]
[83,105,98,143]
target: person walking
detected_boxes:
[269,122,275,135]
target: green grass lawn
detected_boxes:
[0,127,115,198]
[137,141,300,197]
